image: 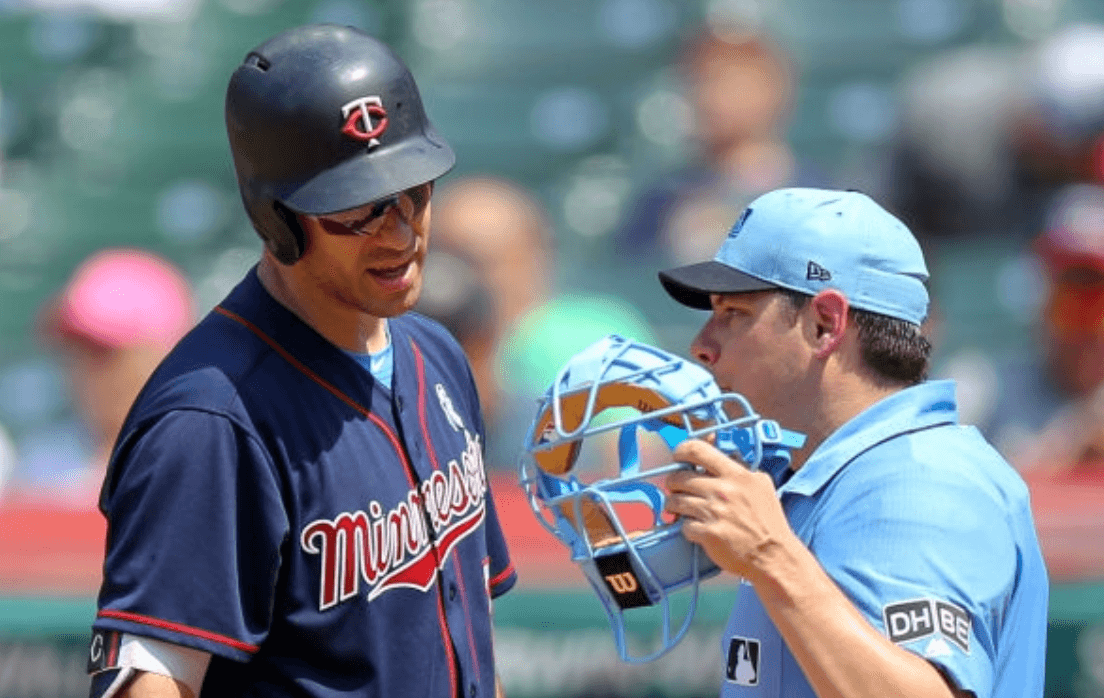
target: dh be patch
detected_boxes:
[883,598,971,653]
[725,636,760,686]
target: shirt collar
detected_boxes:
[778,380,959,497]
[218,265,409,397]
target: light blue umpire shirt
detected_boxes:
[720,380,1049,698]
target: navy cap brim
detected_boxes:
[658,261,779,310]
[283,126,456,215]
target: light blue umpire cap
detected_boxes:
[658,188,930,325]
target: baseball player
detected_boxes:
[86,24,516,698]
[658,188,1048,697]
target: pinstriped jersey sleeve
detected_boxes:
[94,410,288,662]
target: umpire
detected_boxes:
[660,188,1048,698]
[87,24,516,697]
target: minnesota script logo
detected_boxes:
[300,429,487,610]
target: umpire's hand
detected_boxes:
[664,439,798,582]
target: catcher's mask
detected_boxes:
[518,335,805,663]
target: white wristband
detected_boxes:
[117,633,212,696]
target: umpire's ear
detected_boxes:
[808,289,849,359]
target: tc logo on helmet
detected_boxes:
[341,96,389,146]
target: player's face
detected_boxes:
[298,183,433,319]
[690,291,811,429]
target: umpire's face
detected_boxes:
[295,183,433,320]
[690,290,813,431]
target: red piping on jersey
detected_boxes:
[410,341,443,473]
[415,340,479,671]
[97,609,259,653]
[435,574,459,698]
[213,306,419,489]
[451,557,482,673]
[412,339,466,698]
[217,307,457,698]
[489,563,515,589]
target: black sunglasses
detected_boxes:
[317,182,433,236]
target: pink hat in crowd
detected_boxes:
[41,248,195,350]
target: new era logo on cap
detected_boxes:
[806,261,831,281]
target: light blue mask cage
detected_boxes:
[518,335,805,663]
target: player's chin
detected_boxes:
[366,273,424,318]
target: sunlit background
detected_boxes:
[2,0,1097,446]
[2,0,1104,696]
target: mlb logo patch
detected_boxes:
[725,636,760,686]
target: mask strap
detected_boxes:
[612,422,690,525]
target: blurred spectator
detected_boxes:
[5,248,195,506]
[493,293,663,478]
[962,184,1104,472]
[431,175,660,469]
[432,175,555,341]
[613,22,824,268]
[415,244,500,421]
[889,23,1104,245]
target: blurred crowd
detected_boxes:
[2,10,1104,575]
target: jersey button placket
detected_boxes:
[448,582,457,601]
[469,682,477,698]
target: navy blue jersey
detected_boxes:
[89,267,517,697]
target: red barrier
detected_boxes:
[0,500,105,595]
[0,470,1099,596]
[1022,465,1104,582]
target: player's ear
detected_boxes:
[808,289,848,358]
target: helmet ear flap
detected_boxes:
[267,202,307,265]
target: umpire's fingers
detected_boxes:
[672,439,746,478]
[663,483,711,522]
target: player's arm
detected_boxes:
[119,672,195,698]
[92,634,210,698]
[665,439,972,698]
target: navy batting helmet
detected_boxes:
[226,24,456,264]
